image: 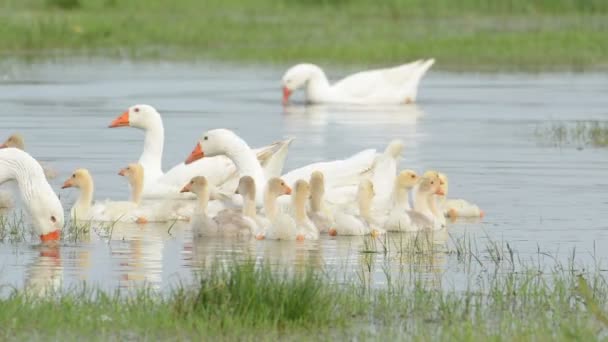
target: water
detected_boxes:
[0,60,606,293]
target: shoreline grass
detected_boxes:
[1,0,607,71]
[1,254,608,340]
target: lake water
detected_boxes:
[0,60,606,294]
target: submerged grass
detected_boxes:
[1,0,607,70]
[535,121,608,148]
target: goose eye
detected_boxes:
[190,180,194,184]
[134,107,140,113]
[204,136,208,141]
[430,181,434,185]
[50,216,56,223]
[281,182,285,186]
[410,174,415,179]
[72,174,76,178]
[126,167,130,170]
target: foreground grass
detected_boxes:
[1,254,608,340]
[1,0,607,70]
[535,121,608,148]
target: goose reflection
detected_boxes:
[24,244,62,296]
[282,104,424,127]
[107,221,172,290]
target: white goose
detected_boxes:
[181,175,260,237]
[329,179,385,237]
[0,148,63,242]
[384,170,422,232]
[184,128,377,206]
[409,173,445,231]
[308,171,333,234]
[437,173,484,220]
[289,180,319,240]
[108,104,292,199]
[62,164,187,223]
[281,59,435,105]
[255,177,299,240]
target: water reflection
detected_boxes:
[25,245,62,296]
[282,104,423,127]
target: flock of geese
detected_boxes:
[0,60,483,243]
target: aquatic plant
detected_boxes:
[535,121,608,148]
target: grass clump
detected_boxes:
[535,121,608,148]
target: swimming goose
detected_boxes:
[290,180,319,240]
[0,133,57,180]
[62,164,185,223]
[108,104,292,199]
[308,171,333,233]
[256,178,298,240]
[409,173,445,231]
[437,173,484,219]
[0,148,63,242]
[184,128,376,206]
[384,170,420,232]
[329,179,385,237]
[281,60,435,105]
[181,176,260,237]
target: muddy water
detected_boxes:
[0,60,606,293]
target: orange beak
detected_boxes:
[282,86,292,105]
[40,230,60,242]
[284,185,292,195]
[0,143,7,148]
[118,168,127,176]
[435,188,445,196]
[180,183,192,193]
[61,178,74,189]
[185,143,204,165]
[109,111,130,128]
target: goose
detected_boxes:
[409,173,445,231]
[62,164,186,223]
[281,59,435,105]
[328,179,385,237]
[181,176,260,237]
[0,133,57,180]
[290,180,319,240]
[437,173,484,219]
[0,148,63,242]
[255,177,299,240]
[384,170,419,231]
[184,128,377,206]
[108,104,292,199]
[308,171,333,233]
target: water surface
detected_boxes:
[0,60,606,293]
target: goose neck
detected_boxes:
[139,118,164,174]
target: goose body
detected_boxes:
[184,129,377,207]
[281,60,435,105]
[329,180,385,237]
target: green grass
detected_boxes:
[1,0,607,70]
[1,255,608,340]
[535,121,608,148]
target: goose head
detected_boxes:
[109,104,161,129]
[281,63,322,104]
[118,163,144,204]
[437,172,448,197]
[384,139,405,158]
[266,177,292,198]
[31,192,64,242]
[0,133,25,150]
[61,168,93,191]
[180,176,208,195]
[395,169,419,190]
[185,129,241,164]
[419,173,444,196]
[235,175,256,200]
